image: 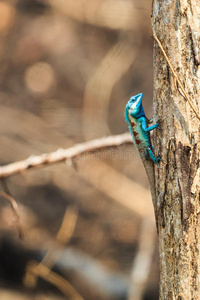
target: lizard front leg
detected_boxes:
[141,119,159,132]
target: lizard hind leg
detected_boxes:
[147,147,161,164]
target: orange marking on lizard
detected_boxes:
[131,122,136,127]
[133,131,138,137]
[135,139,141,145]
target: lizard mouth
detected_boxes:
[129,93,143,104]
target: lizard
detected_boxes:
[124,92,161,208]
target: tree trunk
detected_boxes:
[153,0,200,299]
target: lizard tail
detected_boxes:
[143,160,157,211]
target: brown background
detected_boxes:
[0,1,159,299]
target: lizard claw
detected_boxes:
[147,117,153,124]
[155,156,163,164]
[156,119,162,129]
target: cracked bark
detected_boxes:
[153,0,200,299]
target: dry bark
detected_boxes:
[153,0,200,299]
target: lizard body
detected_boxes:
[125,93,160,164]
[125,93,160,209]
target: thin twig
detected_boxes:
[151,0,200,121]
[0,133,132,178]
[0,191,24,239]
[24,206,80,299]
[41,206,78,269]
[1,178,10,195]
[25,261,84,300]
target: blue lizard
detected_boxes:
[125,93,160,164]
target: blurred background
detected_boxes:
[0,0,159,299]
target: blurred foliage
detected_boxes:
[0,0,158,299]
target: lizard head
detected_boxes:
[125,93,145,121]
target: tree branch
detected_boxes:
[0,133,132,178]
